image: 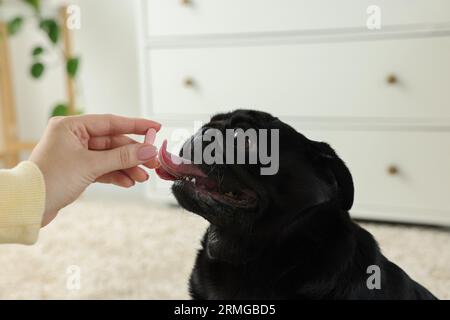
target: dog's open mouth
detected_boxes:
[155,140,257,208]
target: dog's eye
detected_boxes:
[233,131,256,152]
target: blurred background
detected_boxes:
[0,0,449,299]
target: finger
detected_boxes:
[90,135,152,180]
[91,143,158,175]
[89,135,137,150]
[123,166,149,183]
[71,114,161,137]
[96,171,135,188]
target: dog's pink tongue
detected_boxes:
[156,140,206,181]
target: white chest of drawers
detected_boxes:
[138,0,450,226]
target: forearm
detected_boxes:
[0,161,45,244]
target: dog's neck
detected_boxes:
[204,224,268,264]
[204,200,352,265]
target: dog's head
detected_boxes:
[156,110,353,231]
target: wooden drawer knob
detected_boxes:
[183,77,195,87]
[181,0,192,5]
[386,74,398,85]
[387,165,399,175]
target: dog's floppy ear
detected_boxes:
[308,141,354,211]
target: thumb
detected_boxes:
[91,143,158,176]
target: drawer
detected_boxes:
[301,129,450,217]
[146,0,450,36]
[149,37,450,119]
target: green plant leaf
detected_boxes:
[39,19,59,44]
[50,103,83,117]
[23,0,40,12]
[32,46,44,56]
[66,57,80,78]
[8,17,23,36]
[51,103,68,117]
[30,62,45,78]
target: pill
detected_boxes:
[145,128,157,145]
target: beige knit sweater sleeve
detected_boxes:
[0,161,45,245]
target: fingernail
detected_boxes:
[138,145,158,161]
[145,128,157,145]
[145,158,160,169]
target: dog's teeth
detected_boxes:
[192,178,196,184]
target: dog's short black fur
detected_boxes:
[171,109,437,300]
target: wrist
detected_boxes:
[28,158,57,226]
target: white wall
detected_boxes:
[3,0,142,141]
[71,0,143,117]
[2,0,146,196]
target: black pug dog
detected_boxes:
[156,109,437,300]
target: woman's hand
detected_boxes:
[29,114,161,227]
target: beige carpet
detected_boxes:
[0,197,448,299]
